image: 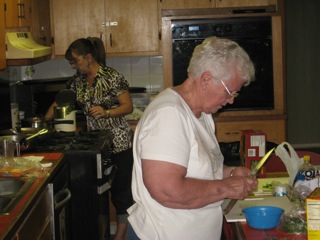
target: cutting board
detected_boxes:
[223,196,293,222]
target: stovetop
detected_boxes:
[33,130,113,153]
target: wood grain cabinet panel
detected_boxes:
[215,119,286,143]
[0,0,5,70]
[13,185,54,240]
[161,0,277,9]
[5,0,31,28]
[51,0,160,56]
[161,0,215,9]
[50,0,105,56]
[215,0,276,8]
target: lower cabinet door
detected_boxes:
[15,185,54,240]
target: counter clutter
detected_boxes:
[0,152,64,239]
[223,142,320,240]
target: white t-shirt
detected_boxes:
[128,88,224,240]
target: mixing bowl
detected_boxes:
[242,206,284,229]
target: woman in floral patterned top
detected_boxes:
[45,37,134,240]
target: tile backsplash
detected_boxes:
[2,56,164,92]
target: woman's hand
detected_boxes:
[223,166,258,199]
[89,105,106,119]
[223,175,258,200]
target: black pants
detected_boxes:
[110,147,134,216]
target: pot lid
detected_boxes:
[55,89,76,107]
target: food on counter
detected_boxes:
[125,106,144,120]
[0,156,46,178]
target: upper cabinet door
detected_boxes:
[5,0,31,27]
[216,0,275,8]
[31,0,51,47]
[161,0,215,9]
[105,0,160,55]
[0,0,5,69]
[51,0,105,56]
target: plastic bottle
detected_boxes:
[294,155,318,192]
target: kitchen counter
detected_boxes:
[234,222,307,240]
[0,152,64,239]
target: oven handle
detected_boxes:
[54,188,71,210]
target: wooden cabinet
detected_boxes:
[5,0,31,28]
[30,0,51,47]
[13,185,54,240]
[105,0,160,55]
[215,118,286,143]
[50,0,105,56]
[50,0,160,56]
[161,0,214,9]
[0,0,5,70]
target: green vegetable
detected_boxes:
[262,183,272,189]
[281,216,307,234]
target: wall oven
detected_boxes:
[171,16,274,112]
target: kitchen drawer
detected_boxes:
[215,119,286,143]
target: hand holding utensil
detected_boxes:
[223,147,275,215]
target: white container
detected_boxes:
[54,110,76,132]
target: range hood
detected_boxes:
[6,32,52,59]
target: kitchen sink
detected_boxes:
[0,177,36,214]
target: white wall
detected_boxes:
[3,56,164,93]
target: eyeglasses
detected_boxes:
[220,80,239,99]
[69,56,83,65]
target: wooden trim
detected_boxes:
[6,55,51,66]
[213,114,287,122]
[162,5,278,18]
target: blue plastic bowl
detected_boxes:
[242,206,284,230]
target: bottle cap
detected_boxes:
[303,155,311,161]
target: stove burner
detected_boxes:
[32,130,113,153]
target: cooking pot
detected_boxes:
[21,117,74,130]
[54,106,74,119]
[0,129,49,151]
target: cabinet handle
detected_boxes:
[109,33,112,47]
[18,3,25,19]
[54,188,71,210]
[225,132,240,135]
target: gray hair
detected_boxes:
[187,37,255,86]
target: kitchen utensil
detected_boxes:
[0,128,51,152]
[242,206,284,229]
[24,128,48,141]
[223,147,275,215]
[55,89,76,107]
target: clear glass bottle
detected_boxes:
[294,155,318,191]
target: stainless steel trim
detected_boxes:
[97,182,111,195]
[96,153,102,179]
